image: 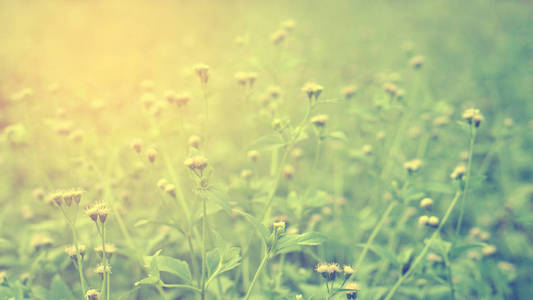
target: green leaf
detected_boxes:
[206,247,241,286]
[204,186,232,215]
[233,209,269,244]
[450,242,486,259]
[134,276,160,287]
[356,244,400,267]
[248,134,284,151]
[427,238,451,258]
[328,131,348,142]
[276,232,327,254]
[156,256,193,284]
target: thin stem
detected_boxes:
[355,201,397,269]
[71,225,86,298]
[244,248,270,300]
[384,190,462,300]
[201,196,207,300]
[456,125,477,236]
[445,257,456,300]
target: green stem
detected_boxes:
[445,257,456,300]
[244,248,270,300]
[384,190,462,300]
[71,225,86,298]
[201,196,207,300]
[355,201,397,269]
[455,125,477,236]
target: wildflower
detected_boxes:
[482,245,497,257]
[65,245,86,261]
[362,144,373,155]
[193,64,210,84]
[165,90,178,104]
[175,93,191,108]
[268,86,282,99]
[420,198,433,209]
[86,289,100,300]
[32,188,45,200]
[418,215,429,226]
[274,215,290,228]
[478,231,490,241]
[235,72,257,87]
[427,216,439,228]
[468,250,481,260]
[409,56,425,69]
[95,264,112,279]
[384,83,398,97]
[247,150,260,162]
[343,265,355,279]
[344,282,360,299]
[272,118,282,130]
[462,108,484,127]
[273,221,286,233]
[295,295,303,300]
[404,159,422,173]
[85,205,99,222]
[504,118,513,127]
[281,19,295,32]
[184,155,208,171]
[95,243,116,259]
[140,80,155,91]
[140,93,156,109]
[427,253,442,263]
[469,227,481,237]
[302,82,323,101]
[433,116,449,127]
[131,139,143,154]
[271,29,287,44]
[396,89,406,100]
[157,179,168,190]
[311,114,329,127]
[188,135,201,149]
[376,131,386,140]
[291,148,303,160]
[164,184,176,198]
[69,130,84,143]
[450,163,466,180]
[146,148,157,163]
[342,85,358,99]
[241,169,253,180]
[315,263,341,281]
[86,203,109,223]
[283,165,295,180]
[31,234,54,250]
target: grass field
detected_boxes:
[1,0,532,299]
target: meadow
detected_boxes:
[1,0,532,299]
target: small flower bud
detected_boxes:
[281,19,295,32]
[291,148,303,160]
[188,135,201,149]
[241,169,253,180]
[450,163,466,180]
[271,30,287,44]
[420,198,433,210]
[157,179,168,190]
[418,215,429,226]
[342,85,358,99]
[95,243,116,259]
[404,159,422,173]
[343,265,355,279]
[344,282,360,299]
[409,55,425,69]
[184,155,208,171]
[131,139,143,154]
[462,108,484,127]
[362,144,373,155]
[247,150,260,162]
[164,184,176,198]
[283,165,295,180]
[302,82,323,100]
[310,114,329,128]
[86,289,100,300]
[427,216,439,228]
[384,83,399,97]
[146,148,157,163]
[193,64,210,84]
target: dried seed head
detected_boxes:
[283,165,295,180]
[462,108,484,127]
[420,198,433,210]
[342,85,358,99]
[131,139,143,154]
[450,163,467,180]
[86,289,100,300]
[184,155,208,171]
[188,135,201,149]
[271,29,287,44]
[247,150,260,162]
[146,148,157,163]
[311,114,329,127]
[344,282,360,299]
[193,64,210,84]
[409,55,425,69]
